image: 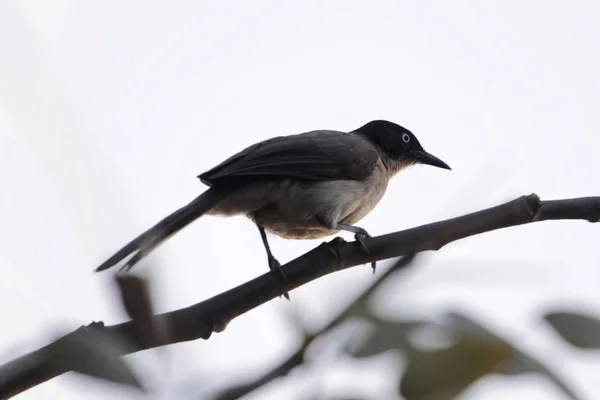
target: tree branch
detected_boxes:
[1,194,598,398]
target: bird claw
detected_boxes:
[354,229,377,274]
[327,237,346,261]
[268,255,290,300]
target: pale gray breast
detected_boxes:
[337,160,390,225]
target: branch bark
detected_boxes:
[1,194,598,398]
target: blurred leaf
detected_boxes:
[116,274,162,347]
[444,312,500,339]
[545,311,600,349]
[400,336,511,400]
[116,275,153,322]
[347,317,424,358]
[446,312,581,400]
[499,351,581,400]
[43,326,144,390]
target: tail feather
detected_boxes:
[95,187,228,272]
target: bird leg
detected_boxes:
[258,226,290,300]
[336,224,377,273]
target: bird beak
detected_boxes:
[413,150,452,170]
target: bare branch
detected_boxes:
[1,194,598,398]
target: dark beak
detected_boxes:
[413,150,451,170]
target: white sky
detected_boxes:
[0,1,599,399]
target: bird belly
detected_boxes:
[262,223,337,240]
[247,180,340,239]
[250,171,388,240]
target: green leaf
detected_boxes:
[43,325,144,390]
[400,335,511,400]
[446,312,581,400]
[545,311,600,349]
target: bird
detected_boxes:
[95,120,451,299]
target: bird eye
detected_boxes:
[402,133,411,143]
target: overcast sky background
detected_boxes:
[1,1,599,399]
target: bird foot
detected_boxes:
[353,229,377,274]
[268,255,290,300]
[327,237,346,265]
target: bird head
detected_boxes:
[354,120,451,171]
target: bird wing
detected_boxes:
[198,130,380,186]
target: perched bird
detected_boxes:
[95,120,450,298]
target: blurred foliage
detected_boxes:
[27,257,600,400]
[545,311,600,349]
[209,256,590,400]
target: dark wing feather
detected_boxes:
[198,130,379,186]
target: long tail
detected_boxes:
[95,187,229,272]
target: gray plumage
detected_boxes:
[204,130,403,239]
[95,120,450,279]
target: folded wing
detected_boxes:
[198,130,379,186]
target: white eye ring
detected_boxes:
[402,133,411,143]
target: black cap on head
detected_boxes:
[354,120,451,170]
